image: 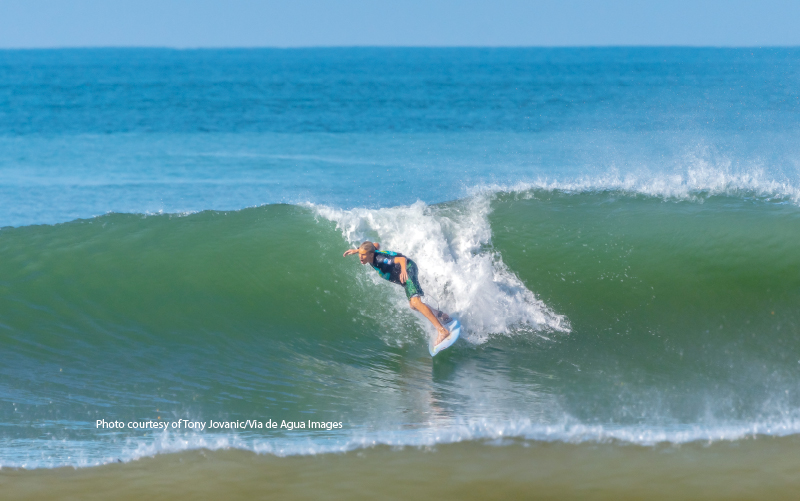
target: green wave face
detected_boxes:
[0,205,422,438]
[491,191,800,421]
[2,192,800,467]
[0,206,368,347]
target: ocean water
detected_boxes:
[2,47,800,497]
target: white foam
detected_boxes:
[101,413,800,460]
[313,196,570,344]
[471,151,800,203]
[7,405,800,469]
[10,414,800,469]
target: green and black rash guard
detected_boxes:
[370,251,414,285]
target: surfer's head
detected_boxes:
[357,241,376,264]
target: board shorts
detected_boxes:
[404,260,424,300]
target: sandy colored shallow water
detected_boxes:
[3,437,800,500]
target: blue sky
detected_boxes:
[1,0,799,48]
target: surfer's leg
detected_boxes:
[409,297,449,344]
[404,262,449,346]
[431,308,452,324]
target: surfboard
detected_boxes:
[429,318,461,356]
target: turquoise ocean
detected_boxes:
[2,48,800,498]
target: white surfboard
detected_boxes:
[429,318,461,357]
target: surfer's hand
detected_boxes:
[343,249,356,257]
[399,269,408,283]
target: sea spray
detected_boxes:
[313,196,571,344]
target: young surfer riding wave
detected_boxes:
[343,241,454,347]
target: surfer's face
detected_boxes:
[357,249,373,264]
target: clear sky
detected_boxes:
[1,0,799,48]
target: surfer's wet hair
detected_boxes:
[359,241,376,253]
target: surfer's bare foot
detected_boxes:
[434,326,450,346]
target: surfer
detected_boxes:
[343,241,453,346]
